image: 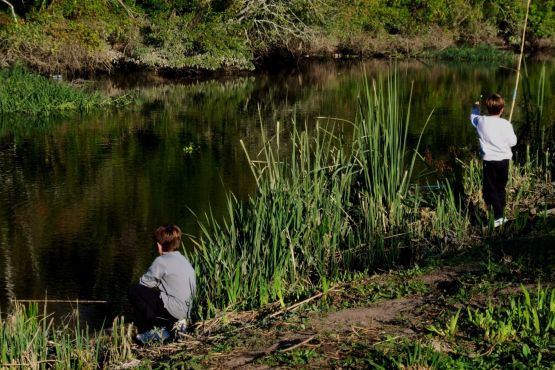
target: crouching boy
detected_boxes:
[128,224,196,344]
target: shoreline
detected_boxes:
[3,41,554,80]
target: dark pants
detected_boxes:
[482,159,509,219]
[128,283,177,333]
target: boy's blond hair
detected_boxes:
[154,224,182,252]
[486,94,505,115]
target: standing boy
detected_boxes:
[470,94,517,227]
[128,224,196,344]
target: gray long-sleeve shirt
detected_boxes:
[139,251,196,320]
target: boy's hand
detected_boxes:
[473,101,480,106]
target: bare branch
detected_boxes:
[1,0,18,25]
[111,0,139,18]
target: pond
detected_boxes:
[0,59,553,326]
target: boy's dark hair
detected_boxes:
[154,224,182,252]
[486,94,505,115]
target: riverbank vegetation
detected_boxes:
[1,70,554,367]
[0,68,131,115]
[1,68,103,115]
[3,235,555,368]
[1,0,554,74]
[0,303,134,368]
[189,72,554,319]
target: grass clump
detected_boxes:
[422,285,555,368]
[0,303,134,368]
[0,68,123,115]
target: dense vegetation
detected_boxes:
[0,0,554,73]
[188,71,553,318]
[0,68,124,115]
[1,71,553,367]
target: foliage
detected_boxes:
[0,67,120,115]
[1,0,555,73]
[134,12,254,70]
[422,285,555,368]
[188,72,502,318]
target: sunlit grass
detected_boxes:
[0,303,134,368]
[0,68,126,115]
[189,70,554,320]
[189,72,464,318]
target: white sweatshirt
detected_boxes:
[139,251,196,320]
[470,106,517,161]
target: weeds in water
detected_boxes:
[0,68,128,115]
[190,73,428,318]
[521,63,552,152]
[191,120,353,316]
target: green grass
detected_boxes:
[0,303,133,368]
[187,71,553,319]
[189,73,422,318]
[2,68,552,368]
[418,285,555,368]
[0,68,124,115]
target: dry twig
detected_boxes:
[1,0,17,24]
[269,286,339,318]
[280,335,317,352]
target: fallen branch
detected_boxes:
[13,299,108,304]
[280,335,317,352]
[1,0,18,24]
[269,286,339,318]
[112,0,140,18]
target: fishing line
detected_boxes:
[508,0,532,123]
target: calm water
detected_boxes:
[1,60,554,324]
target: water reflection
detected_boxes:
[0,60,553,324]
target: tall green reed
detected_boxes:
[191,120,354,316]
[521,63,550,152]
[190,71,434,318]
[349,72,437,265]
[0,303,133,368]
[189,69,552,319]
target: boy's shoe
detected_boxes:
[136,327,170,345]
[173,319,188,340]
[494,217,508,228]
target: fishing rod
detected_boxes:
[508,0,532,123]
[11,298,109,304]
